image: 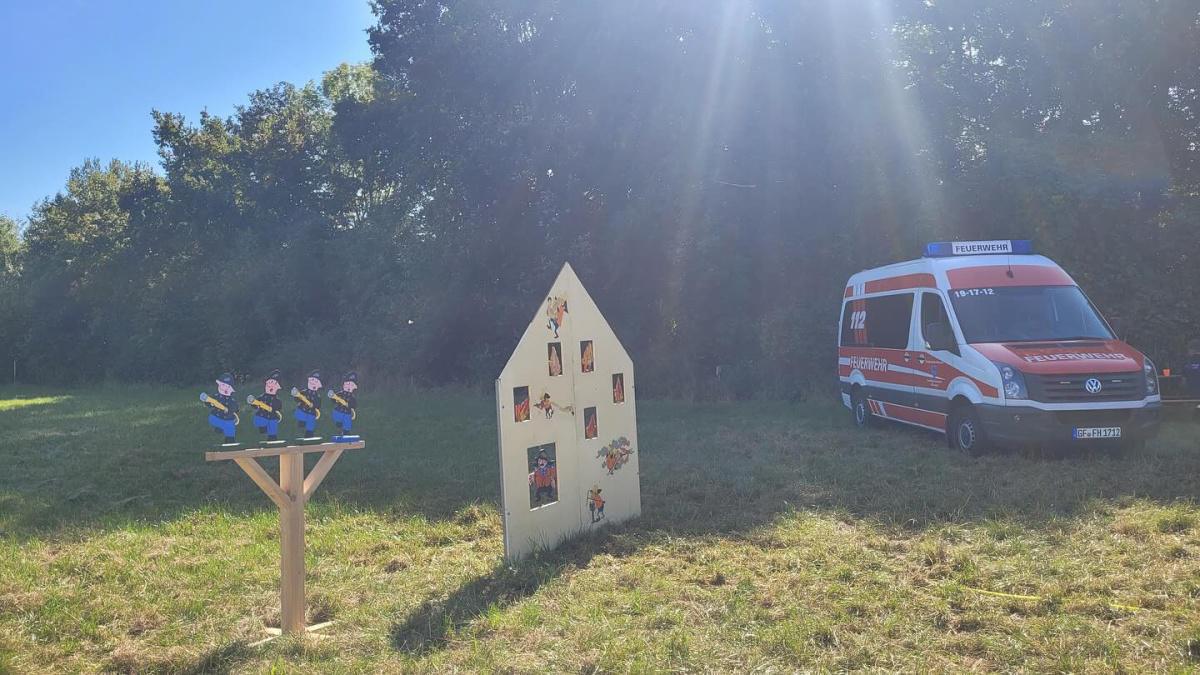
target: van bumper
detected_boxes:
[976,402,1161,447]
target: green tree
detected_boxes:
[21,159,154,381]
[0,215,24,381]
[0,215,19,276]
[8,1,1200,393]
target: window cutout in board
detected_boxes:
[583,406,598,439]
[580,340,595,373]
[612,373,625,404]
[528,443,558,509]
[513,386,530,423]
[548,342,563,377]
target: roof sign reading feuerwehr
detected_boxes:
[925,240,1033,257]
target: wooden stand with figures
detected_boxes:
[205,440,365,643]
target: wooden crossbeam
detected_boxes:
[206,439,365,637]
[206,440,364,462]
[303,449,345,503]
[233,457,290,510]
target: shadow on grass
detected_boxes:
[180,641,256,675]
[389,526,636,654]
[105,638,252,674]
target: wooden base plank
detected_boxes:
[249,621,336,647]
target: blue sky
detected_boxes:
[0,1,374,223]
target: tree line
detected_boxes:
[2,0,1198,398]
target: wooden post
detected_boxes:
[205,440,364,641]
[279,452,306,634]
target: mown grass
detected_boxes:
[1,385,1199,672]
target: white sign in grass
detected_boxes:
[496,263,642,559]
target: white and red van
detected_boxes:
[838,240,1161,453]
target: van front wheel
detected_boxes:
[850,389,875,429]
[948,404,988,456]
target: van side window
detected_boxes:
[839,303,858,347]
[840,293,913,349]
[921,293,956,352]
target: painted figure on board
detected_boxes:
[548,342,563,377]
[612,373,625,403]
[528,449,558,505]
[291,370,323,439]
[587,485,605,524]
[534,392,569,419]
[597,436,634,475]
[200,372,240,446]
[247,369,285,443]
[546,296,568,338]
[328,371,359,440]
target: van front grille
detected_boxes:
[1053,409,1133,426]
[1029,372,1143,403]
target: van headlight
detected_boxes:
[992,361,1028,400]
[1144,358,1158,396]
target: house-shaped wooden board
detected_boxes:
[496,263,641,559]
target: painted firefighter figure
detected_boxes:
[528,449,558,506]
[534,392,571,419]
[200,372,240,447]
[545,296,568,338]
[247,369,285,444]
[291,370,323,441]
[328,371,360,441]
[587,485,605,524]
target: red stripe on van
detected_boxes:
[880,401,947,430]
[840,347,1000,399]
[922,353,1001,398]
[864,273,936,294]
[946,265,1072,289]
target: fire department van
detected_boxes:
[838,240,1161,453]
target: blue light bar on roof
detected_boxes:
[924,239,1033,257]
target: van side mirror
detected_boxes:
[925,322,956,352]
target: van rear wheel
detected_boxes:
[948,404,989,456]
[850,388,875,429]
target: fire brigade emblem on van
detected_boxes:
[1084,378,1103,394]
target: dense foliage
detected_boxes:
[3,1,1198,397]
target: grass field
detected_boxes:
[1,386,1199,672]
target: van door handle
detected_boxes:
[903,352,911,363]
[916,354,927,365]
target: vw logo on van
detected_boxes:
[1084,377,1103,394]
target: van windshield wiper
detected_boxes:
[1000,335,1109,343]
[1044,335,1110,342]
[993,335,1109,343]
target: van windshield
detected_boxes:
[948,285,1114,344]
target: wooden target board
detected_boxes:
[496,263,641,559]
